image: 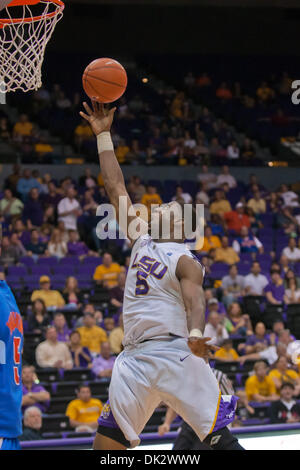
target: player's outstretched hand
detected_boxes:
[158,423,170,436]
[188,337,219,361]
[80,101,116,136]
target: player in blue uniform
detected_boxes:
[0,275,23,450]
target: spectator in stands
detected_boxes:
[91,341,116,378]
[53,313,71,343]
[0,188,24,220]
[226,140,240,161]
[216,82,232,100]
[284,277,300,304]
[57,186,82,231]
[34,135,54,163]
[224,302,253,336]
[115,138,130,164]
[22,365,50,413]
[203,312,229,346]
[197,165,217,190]
[245,361,278,403]
[172,185,192,204]
[247,190,266,215]
[195,182,210,208]
[281,257,292,277]
[196,225,221,254]
[31,275,66,309]
[240,334,286,366]
[62,276,83,308]
[256,81,275,102]
[109,314,124,355]
[109,271,126,309]
[224,203,250,234]
[269,383,300,424]
[56,91,71,109]
[74,303,103,328]
[213,235,240,265]
[67,229,94,259]
[20,406,43,441]
[35,326,73,369]
[76,313,108,356]
[5,164,21,192]
[0,117,11,142]
[214,338,239,362]
[16,168,41,201]
[268,356,300,396]
[13,113,33,141]
[140,185,162,218]
[103,317,115,335]
[209,190,232,217]
[205,295,226,319]
[93,252,122,289]
[240,138,256,164]
[282,238,300,263]
[232,226,263,254]
[278,184,299,208]
[69,330,93,369]
[27,299,50,334]
[10,232,27,259]
[244,322,270,354]
[25,229,47,258]
[244,261,269,296]
[57,220,69,244]
[42,181,62,208]
[0,235,21,267]
[74,119,94,152]
[79,168,97,189]
[66,384,103,433]
[216,165,237,189]
[22,187,44,228]
[221,264,245,306]
[264,270,285,305]
[47,228,68,258]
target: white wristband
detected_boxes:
[97,131,114,153]
[189,329,203,338]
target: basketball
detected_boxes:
[82,57,128,104]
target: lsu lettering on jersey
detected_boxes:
[0,281,23,438]
[123,235,204,346]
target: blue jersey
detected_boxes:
[0,281,23,438]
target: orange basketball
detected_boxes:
[82,58,128,104]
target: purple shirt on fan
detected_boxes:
[92,355,116,378]
[70,347,93,368]
[67,241,89,257]
[245,334,270,347]
[264,282,285,303]
[22,383,50,413]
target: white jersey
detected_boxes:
[122,234,204,346]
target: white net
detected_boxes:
[0,0,64,92]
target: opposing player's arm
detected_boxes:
[176,255,218,359]
[80,102,146,242]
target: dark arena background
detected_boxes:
[2,0,300,452]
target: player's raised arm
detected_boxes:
[176,255,218,359]
[80,101,145,242]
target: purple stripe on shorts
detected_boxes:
[98,400,120,429]
[213,395,239,433]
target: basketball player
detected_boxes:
[80,101,243,450]
[159,368,237,450]
[0,226,24,450]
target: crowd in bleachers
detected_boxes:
[2,158,300,438]
[2,70,266,167]
[182,70,300,153]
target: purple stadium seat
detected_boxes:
[7,266,28,277]
[52,265,77,276]
[20,256,35,266]
[59,257,81,267]
[37,257,58,266]
[30,265,51,276]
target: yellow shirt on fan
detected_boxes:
[66,398,103,424]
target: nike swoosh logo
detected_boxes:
[180,354,191,362]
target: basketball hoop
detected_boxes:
[0,0,64,93]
